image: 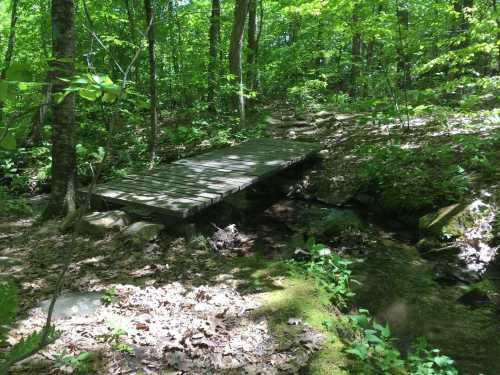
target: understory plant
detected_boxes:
[346,309,458,375]
[0,281,59,374]
[290,238,356,309]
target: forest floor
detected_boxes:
[0,204,343,375]
[1,105,499,374]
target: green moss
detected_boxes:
[253,276,349,375]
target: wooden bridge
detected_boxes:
[85,138,320,218]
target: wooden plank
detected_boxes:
[99,181,213,205]
[122,174,245,198]
[92,187,197,217]
[107,178,223,202]
[82,139,321,217]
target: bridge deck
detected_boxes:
[85,138,321,218]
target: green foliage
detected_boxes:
[54,351,91,374]
[356,143,470,214]
[347,309,405,374]
[288,77,329,109]
[290,238,356,309]
[100,287,117,306]
[0,281,59,373]
[0,186,32,217]
[346,310,459,375]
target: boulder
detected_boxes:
[419,200,492,240]
[122,221,164,246]
[77,210,130,237]
[320,209,364,236]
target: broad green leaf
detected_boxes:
[79,88,99,101]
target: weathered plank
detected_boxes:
[81,138,320,218]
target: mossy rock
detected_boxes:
[320,209,364,237]
[419,200,491,240]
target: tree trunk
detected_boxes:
[247,0,258,90]
[208,0,221,112]
[124,0,139,83]
[492,0,499,72]
[44,0,76,218]
[0,0,19,80]
[28,80,52,147]
[144,0,158,162]
[350,2,362,98]
[0,0,20,113]
[229,0,249,126]
[396,0,411,89]
[454,0,473,49]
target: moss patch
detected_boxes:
[253,274,349,375]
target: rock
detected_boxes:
[122,221,164,246]
[318,149,329,159]
[0,256,22,268]
[77,210,130,237]
[416,238,443,253]
[209,224,243,254]
[432,263,481,285]
[39,292,102,320]
[457,289,491,308]
[419,200,492,240]
[320,209,364,236]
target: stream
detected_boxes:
[349,212,500,375]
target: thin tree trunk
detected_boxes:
[0,0,19,80]
[144,0,158,162]
[247,0,258,90]
[0,0,20,113]
[208,0,221,113]
[229,0,249,126]
[28,1,51,147]
[28,80,51,146]
[492,0,499,72]
[350,2,362,98]
[44,0,76,218]
[396,0,411,89]
[124,0,139,83]
[454,0,473,49]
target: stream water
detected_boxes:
[350,218,500,375]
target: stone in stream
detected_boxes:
[419,200,492,240]
[0,256,22,268]
[39,292,103,320]
[457,289,491,308]
[77,210,130,237]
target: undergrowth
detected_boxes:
[287,239,460,375]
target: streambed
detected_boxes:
[351,223,500,375]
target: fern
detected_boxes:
[0,281,60,374]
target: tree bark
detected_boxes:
[350,2,362,98]
[396,0,411,89]
[0,0,19,80]
[492,0,499,72]
[0,0,20,114]
[454,0,473,48]
[229,0,249,126]
[44,0,76,218]
[208,0,220,112]
[247,0,258,90]
[144,0,158,162]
